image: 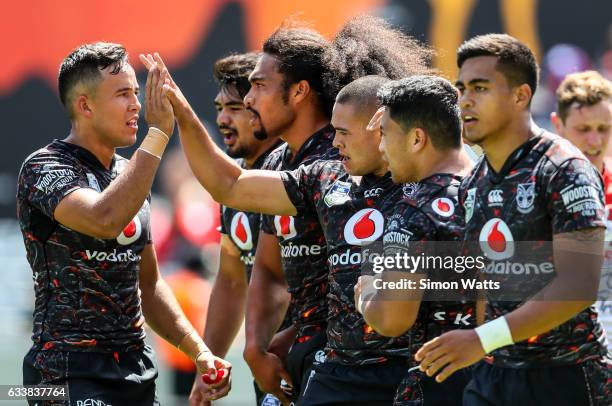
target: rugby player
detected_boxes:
[354,76,476,405]
[551,70,612,352]
[188,53,287,406]
[17,43,230,406]
[415,34,611,405]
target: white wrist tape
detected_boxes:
[475,316,514,354]
[138,126,170,159]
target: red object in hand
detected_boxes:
[201,368,225,384]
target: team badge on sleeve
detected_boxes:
[324,180,352,207]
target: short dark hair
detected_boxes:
[457,34,539,98]
[378,75,462,150]
[556,70,612,122]
[58,42,128,118]
[213,52,261,99]
[263,24,328,107]
[336,75,389,115]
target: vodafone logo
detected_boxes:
[431,198,455,217]
[274,215,297,240]
[230,212,253,250]
[344,209,384,246]
[479,218,514,260]
[117,217,142,245]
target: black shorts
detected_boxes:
[463,358,612,406]
[23,345,159,406]
[285,331,327,402]
[394,367,472,405]
[297,359,408,406]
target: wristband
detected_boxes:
[474,316,514,354]
[138,127,170,159]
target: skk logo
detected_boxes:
[479,218,514,260]
[431,197,455,217]
[464,188,477,223]
[230,212,253,250]
[433,311,473,326]
[364,188,383,198]
[487,189,503,206]
[117,216,142,245]
[324,180,351,207]
[77,400,112,406]
[344,208,384,245]
[274,215,297,240]
[516,183,535,214]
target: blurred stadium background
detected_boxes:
[0,0,610,404]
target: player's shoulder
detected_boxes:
[19,140,79,175]
[539,130,590,169]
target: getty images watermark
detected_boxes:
[358,241,610,302]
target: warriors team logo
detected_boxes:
[431,197,455,217]
[479,218,514,260]
[230,212,253,250]
[274,215,297,240]
[464,188,477,223]
[344,208,384,245]
[324,180,351,207]
[402,182,421,199]
[117,216,142,245]
[516,182,535,214]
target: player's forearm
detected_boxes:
[203,272,248,358]
[141,277,201,350]
[173,102,244,203]
[506,299,593,343]
[244,269,290,358]
[362,299,417,337]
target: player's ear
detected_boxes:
[514,83,532,109]
[292,80,311,105]
[411,127,427,152]
[75,95,93,118]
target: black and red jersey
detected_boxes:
[381,174,477,403]
[461,129,608,367]
[260,125,338,340]
[17,140,150,353]
[219,141,284,280]
[281,160,412,365]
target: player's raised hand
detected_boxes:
[141,58,174,136]
[139,53,189,115]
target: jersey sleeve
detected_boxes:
[279,161,326,214]
[18,153,90,220]
[546,158,606,234]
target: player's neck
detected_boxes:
[244,136,280,168]
[281,107,329,159]
[482,114,536,173]
[64,125,115,169]
[418,147,473,181]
